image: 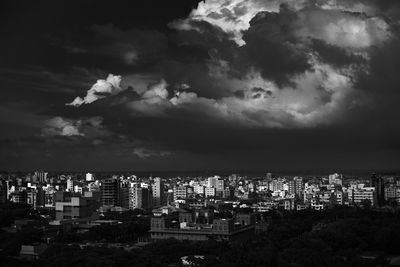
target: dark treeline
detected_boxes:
[1,207,400,266]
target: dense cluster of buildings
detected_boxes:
[1,171,400,243]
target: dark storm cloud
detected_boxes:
[90,24,169,66]
[310,39,366,68]
[2,0,400,171]
[240,8,311,86]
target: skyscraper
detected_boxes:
[119,180,130,209]
[101,177,119,206]
[130,183,152,210]
[152,177,164,208]
[371,173,385,206]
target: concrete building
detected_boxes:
[55,196,99,220]
[215,179,225,192]
[205,187,216,198]
[174,186,188,201]
[34,171,48,184]
[66,178,74,192]
[27,190,38,209]
[86,173,94,182]
[193,184,205,196]
[101,177,119,206]
[371,174,385,206]
[130,183,152,210]
[207,176,219,188]
[328,173,343,185]
[152,177,164,208]
[348,187,376,206]
[150,210,255,242]
[20,243,48,260]
[119,180,130,209]
[288,177,304,196]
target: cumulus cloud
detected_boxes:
[123,56,358,128]
[41,116,108,137]
[142,79,169,100]
[171,0,391,47]
[128,79,172,116]
[66,0,395,130]
[42,117,84,137]
[294,8,391,48]
[170,0,301,46]
[67,74,123,106]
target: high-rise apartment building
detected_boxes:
[119,180,130,209]
[152,177,164,208]
[130,183,152,210]
[66,178,74,192]
[371,174,385,206]
[174,186,188,201]
[288,177,304,196]
[101,177,119,206]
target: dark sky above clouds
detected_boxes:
[1,0,400,172]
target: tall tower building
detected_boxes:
[152,177,164,208]
[371,173,385,206]
[66,178,74,192]
[130,183,152,210]
[119,180,130,209]
[101,177,119,206]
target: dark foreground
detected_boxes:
[1,205,400,266]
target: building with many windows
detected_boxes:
[130,183,152,210]
[174,186,188,201]
[150,209,255,241]
[55,196,100,221]
[101,177,119,206]
[152,177,164,208]
[348,187,376,206]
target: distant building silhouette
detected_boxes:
[371,173,385,206]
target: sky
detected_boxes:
[1,0,400,172]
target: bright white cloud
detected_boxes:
[128,79,171,116]
[67,0,386,130]
[295,9,391,48]
[170,0,283,46]
[142,79,169,99]
[67,74,123,106]
[171,0,390,47]
[126,56,360,128]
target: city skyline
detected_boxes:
[2,0,400,171]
